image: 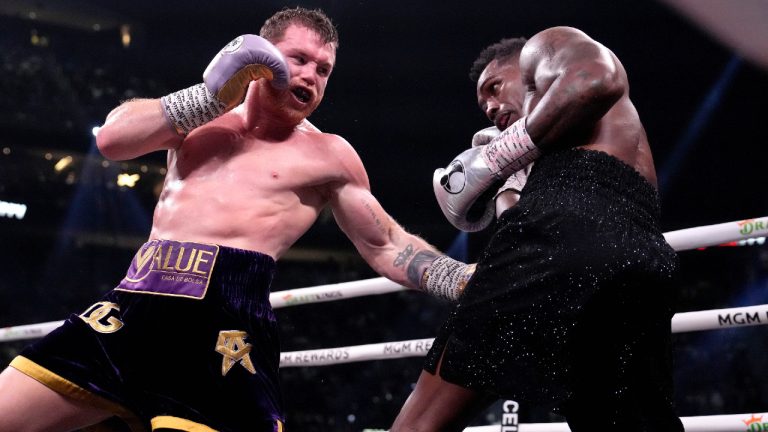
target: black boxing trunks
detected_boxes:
[11,240,284,432]
[424,149,682,430]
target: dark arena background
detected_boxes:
[1,0,767,430]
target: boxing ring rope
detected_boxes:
[2,215,766,343]
[454,412,768,432]
[279,302,768,367]
[2,302,765,349]
[2,216,767,431]
[663,216,768,251]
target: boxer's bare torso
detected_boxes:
[151,113,364,259]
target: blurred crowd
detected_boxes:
[0,19,168,145]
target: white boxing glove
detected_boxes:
[495,162,532,197]
[471,126,501,147]
[433,117,540,232]
[494,162,533,217]
[433,146,499,232]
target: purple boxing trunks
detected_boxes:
[11,239,285,432]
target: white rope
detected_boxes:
[280,338,434,367]
[0,279,406,342]
[664,216,768,251]
[679,412,768,432]
[270,216,768,310]
[270,277,404,309]
[361,412,768,431]
[277,303,768,368]
[275,216,768,308]
[2,216,767,343]
[3,301,765,345]
[672,303,768,333]
[1,219,765,432]
[0,320,64,342]
[459,412,768,431]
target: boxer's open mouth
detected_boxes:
[291,87,311,103]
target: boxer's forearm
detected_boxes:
[353,224,439,291]
[364,236,473,302]
[96,98,182,161]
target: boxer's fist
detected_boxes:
[433,118,540,232]
[204,35,290,110]
[495,163,532,197]
[433,147,501,232]
[161,35,290,135]
[494,162,532,217]
[471,126,500,147]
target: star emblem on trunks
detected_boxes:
[215,330,256,376]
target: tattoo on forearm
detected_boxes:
[406,250,439,287]
[362,199,387,235]
[393,244,414,268]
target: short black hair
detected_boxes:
[469,37,527,82]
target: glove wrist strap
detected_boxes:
[420,256,476,301]
[481,116,540,178]
[160,83,227,136]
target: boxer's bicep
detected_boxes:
[331,183,392,252]
[97,98,182,161]
[326,137,385,251]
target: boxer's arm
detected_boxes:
[329,175,434,289]
[331,183,473,300]
[328,139,471,300]
[96,35,288,161]
[471,126,531,217]
[96,98,183,161]
[520,26,627,148]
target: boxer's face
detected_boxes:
[265,24,336,123]
[476,57,525,131]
